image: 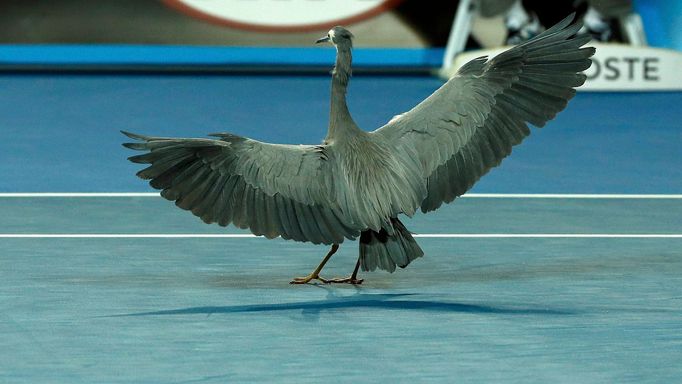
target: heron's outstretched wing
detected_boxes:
[123,131,358,244]
[373,14,594,213]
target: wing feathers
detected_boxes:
[123,132,359,244]
[383,14,594,214]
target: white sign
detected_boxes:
[448,43,682,91]
[163,0,400,32]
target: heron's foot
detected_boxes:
[290,244,340,285]
[325,276,364,285]
[289,274,330,285]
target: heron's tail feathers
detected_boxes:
[359,218,423,273]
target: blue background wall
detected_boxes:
[636,0,682,50]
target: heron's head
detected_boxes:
[316,26,354,49]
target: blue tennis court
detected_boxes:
[1,69,681,383]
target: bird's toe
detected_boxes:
[289,274,330,285]
[326,277,364,285]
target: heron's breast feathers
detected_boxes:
[330,136,426,232]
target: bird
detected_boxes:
[123,14,594,285]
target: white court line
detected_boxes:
[463,194,682,199]
[0,193,157,197]
[0,234,680,239]
[0,192,681,199]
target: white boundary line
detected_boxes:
[0,234,680,239]
[0,193,158,197]
[462,193,682,199]
[0,192,681,199]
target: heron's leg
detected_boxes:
[290,244,339,284]
[325,255,364,285]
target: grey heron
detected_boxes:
[123,14,594,285]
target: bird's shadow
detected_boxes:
[108,286,575,319]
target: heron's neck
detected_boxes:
[326,46,361,142]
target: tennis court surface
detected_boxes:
[1,73,681,383]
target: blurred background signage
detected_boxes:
[163,0,402,32]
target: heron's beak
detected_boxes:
[315,36,330,44]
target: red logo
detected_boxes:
[163,0,402,32]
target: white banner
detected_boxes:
[164,0,400,32]
[449,43,682,91]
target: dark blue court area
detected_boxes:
[1,72,681,383]
[0,74,681,193]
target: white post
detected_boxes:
[440,0,475,78]
[620,12,648,46]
